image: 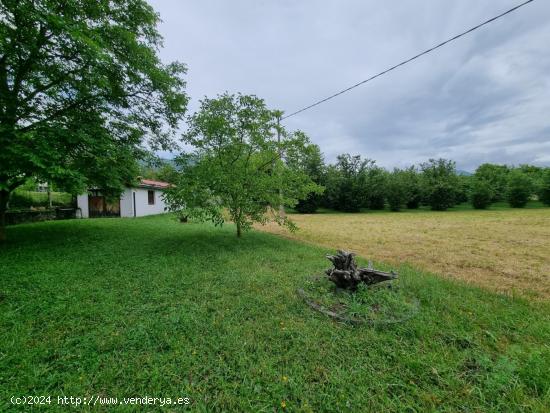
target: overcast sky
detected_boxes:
[148,0,549,171]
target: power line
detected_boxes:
[282,0,535,120]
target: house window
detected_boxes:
[148,190,155,205]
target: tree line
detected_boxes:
[2,1,549,240]
[292,152,550,213]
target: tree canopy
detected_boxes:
[0,0,188,240]
[164,93,322,236]
[419,158,459,211]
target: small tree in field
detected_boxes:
[386,169,408,211]
[164,94,322,237]
[474,164,509,202]
[538,169,550,206]
[290,144,325,213]
[365,164,387,210]
[403,166,422,209]
[506,169,533,208]
[455,175,472,204]
[470,179,493,209]
[420,159,459,211]
[327,154,370,212]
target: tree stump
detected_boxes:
[325,250,397,290]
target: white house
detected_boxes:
[77,179,170,218]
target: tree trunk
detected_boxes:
[0,190,9,243]
[325,250,398,290]
[47,183,52,208]
[236,220,242,237]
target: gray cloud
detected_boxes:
[149,0,550,171]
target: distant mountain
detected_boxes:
[457,169,473,176]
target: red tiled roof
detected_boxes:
[138,179,171,189]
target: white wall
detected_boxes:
[76,194,89,218]
[129,187,167,217]
[120,188,134,218]
[77,187,167,218]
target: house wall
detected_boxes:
[126,187,167,217]
[120,188,133,218]
[77,187,167,218]
[77,194,89,218]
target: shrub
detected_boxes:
[295,193,320,213]
[386,170,408,211]
[470,179,493,209]
[425,182,456,211]
[538,169,550,206]
[455,175,472,204]
[406,195,421,209]
[474,164,510,202]
[323,154,369,212]
[367,195,385,210]
[401,166,422,209]
[506,170,533,208]
[9,191,34,208]
[336,178,364,212]
[420,159,459,211]
[288,143,325,214]
[365,166,387,210]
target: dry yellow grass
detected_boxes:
[258,209,550,299]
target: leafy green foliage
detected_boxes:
[0,0,188,239]
[403,166,423,209]
[18,178,40,192]
[289,144,325,213]
[294,193,320,214]
[139,160,179,184]
[318,156,547,213]
[538,169,550,206]
[506,169,533,208]
[323,154,370,212]
[9,190,71,209]
[365,164,387,209]
[455,175,472,204]
[474,164,510,202]
[164,94,322,236]
[426,182,457,211]
[470,179,493,209]
[420,158,459,210]
[386,169,409,211]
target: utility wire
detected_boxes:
[282,0,535,120]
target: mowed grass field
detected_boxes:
[1,215,549,412]
[260,204,550,300]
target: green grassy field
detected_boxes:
[1,215,549,412]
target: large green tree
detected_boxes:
[164,93,322,237]
[323,154,370,212]
[538,168,550,206]
[420,158,459,211]
[365,162,387,210]
[0,0,188,240]
[288,143,325,213]
[402,166,422,209]
[386,168,409,211]
[474,163,510,202]
[506,169,533,208]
